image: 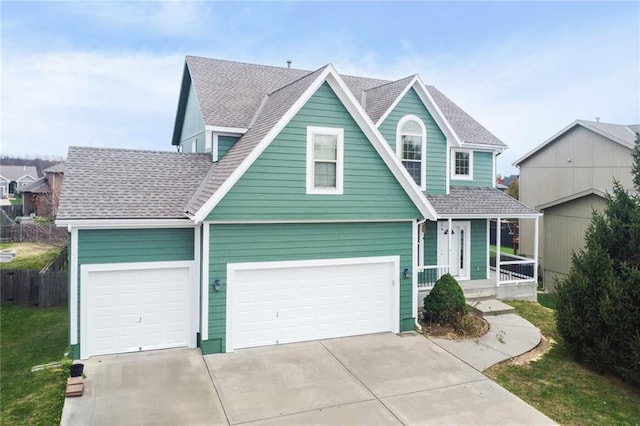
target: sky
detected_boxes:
[1,1,639,175]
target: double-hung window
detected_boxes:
[451,149,473,180]
[306,126,344,194]
[396,115,426,190]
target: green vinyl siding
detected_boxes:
[180,84,205,153]
[378,88,447,195]
[208,83,421,222]
[70,227,195,358]
[205,221,415,353]
[423,220,438,266]
[451,151,494,188]
[77,228,194,264]
[218,135,239,159]
[470,219,487,280]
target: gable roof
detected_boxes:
[514,120,639,167]
[20,177,50,194]
[187,64,438,222]
[57,146,212,221]
[0,165,38,181]
[44,163,65,174]
[173,56,507,149]
[536,188,607,211]
[427,186,540,218]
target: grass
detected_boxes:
[490,244,515,255]
[1,304,69,425]
[9,197,22,206]
[0,242,62,270]
[485,300,640,425]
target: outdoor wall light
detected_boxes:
[213,279,222,292]
[403,268,411,279]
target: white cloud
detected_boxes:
[2,51,185,157]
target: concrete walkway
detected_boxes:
[430,301,541,372]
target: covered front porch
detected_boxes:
[417,186,542,305]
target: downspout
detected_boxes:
[414,218,428,332]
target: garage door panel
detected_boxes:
[84,265,192,358]
[231,257,398,350]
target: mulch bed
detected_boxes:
[418,312,489,340]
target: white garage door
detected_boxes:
[228,256,399,350]
[82,262,193,358]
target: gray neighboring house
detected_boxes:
[0,165,38,198]
[514,119,639,291]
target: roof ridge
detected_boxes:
[266,65,329,97]
[364,74,415,92]
[68,145,211,157]
[186,55,311,74]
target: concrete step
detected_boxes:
[467,299,515,317]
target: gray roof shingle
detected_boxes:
[186,66,327,215]
[0,165,39,181]
[58,147,213,220]
[577,120,638,148]
[43,163,65,174]
[20,177,50,194]
[427,186,539,217]
[183,56,507,148]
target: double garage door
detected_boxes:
[82,262,194,358]
[228,257,400,351]
[82,257,399,357]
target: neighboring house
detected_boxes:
[514,119,639,291]
[0,165,38,198]
[57,56,540,360]
[22,163,65,217]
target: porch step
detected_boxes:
[467,299,515,317]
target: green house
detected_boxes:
[57,56,540,360]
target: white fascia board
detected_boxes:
[323,72,438,221]
[461,143,505,153]
[374,76,416,127]
[412,77,463,147]
[56,219,196,229]
[193,66,333,223]
[205,125,248,134]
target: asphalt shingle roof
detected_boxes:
[20,177,50,194]
[58,147,213,220]
[186,66,327,215]
[427,187,539,217]
[577,120,638,148]
[0,165,38,181]
[43,163,66,174]
[184,56,507,148]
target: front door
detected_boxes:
[437,221,471,280]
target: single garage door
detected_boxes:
[228,256,399,350]
[82,262,193,358]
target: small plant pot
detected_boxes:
[70,363,84,377]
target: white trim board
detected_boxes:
[56,219,196,229]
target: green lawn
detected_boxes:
[1,304,69,425]
[0,242,62,270]
[485,301,640,425]
[9,197,22,206]
[489,244,515,255]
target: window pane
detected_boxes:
[402,161,421,185]
[314,134,337,161]
[455,152,469,175]
[402,135,421,160]
[402,120,421,134]
[314,162,336,187]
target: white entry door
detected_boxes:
[438,221,471,280]
[227,256,399,351]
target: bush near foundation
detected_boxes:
[423,273,467,324]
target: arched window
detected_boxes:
[396,115,426,190]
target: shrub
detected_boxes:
[423,273,467,324]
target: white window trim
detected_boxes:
[451,149,473,181]
[306,126,344,195]
[396,115,426,191]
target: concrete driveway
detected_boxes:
[62,333,555,425]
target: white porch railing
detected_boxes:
[417,265,450,289]
[489,251,536,285]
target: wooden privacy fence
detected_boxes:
[0,204,23,218]
[1,246,68,307]
[0,222,68,242]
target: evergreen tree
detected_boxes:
[555,133,640,387]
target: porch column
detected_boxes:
[533,216,539,283]
[496,217,501,287]
[447,218,452,270]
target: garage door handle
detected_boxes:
[138,317,142,323]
